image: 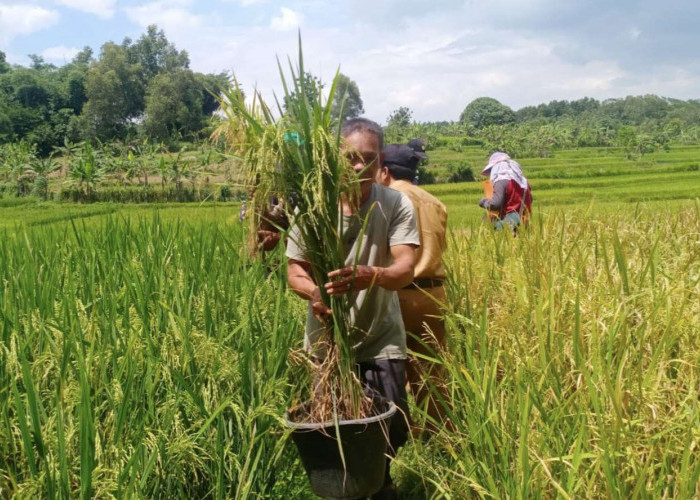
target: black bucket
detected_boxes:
[285,397,396,499]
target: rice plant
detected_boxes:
[396,204,700,498]
[1,197,699,497]
[217,37,371,422]
[0,215,311,498]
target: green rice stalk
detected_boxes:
[217,36,369,421]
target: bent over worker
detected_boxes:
[286,118,419,499]
[478,152,532,232]
[376,143,449,430]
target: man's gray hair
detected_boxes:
[341,118,384,150]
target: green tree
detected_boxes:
[384,106,413,142]
[0,112,12,142]
[384,106,417,143]
[124,25,190,81]
[82,43,145,140]
[27,54,55,71]
[615,125,639,159]
[0,65,72,153]
[0,50,9,74]
[460,97,515,129]
[331,73,364,122]
[531,124,561,158]
[196,72,229,115]
[387,106,412,129]
[59,47,93,114]
[72,46,94,66]
[4,141,37,196]
[620,95,669,123]
[143,69,205,140]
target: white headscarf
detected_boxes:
[481,152,528,190]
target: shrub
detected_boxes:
[447,162,475,183]
[416,165,436,185]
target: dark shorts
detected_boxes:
[357,359,410,455]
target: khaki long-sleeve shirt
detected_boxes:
[389,180,447,281]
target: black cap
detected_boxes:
[382,144,419,181]
[407,138,428,159]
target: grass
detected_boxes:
[1,144,699,497]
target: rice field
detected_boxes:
[1,146,699,498]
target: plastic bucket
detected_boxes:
[285,397,396,499]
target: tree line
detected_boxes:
[3,23,700,199]
[385,95,700,160]
[0,26,228,156]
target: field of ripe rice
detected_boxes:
[1,144,700,497]
[1,197,698,497]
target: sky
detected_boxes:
[1,0,700,123]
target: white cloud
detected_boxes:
[54,0,116,19]
[137,1,700,122]
[41,45,80,62]
[124,0,203,32]
[124,0,204,50]
[0,4,60,44]
[474,71,513,88]
[270,7,302,31]
[9,0,686,122]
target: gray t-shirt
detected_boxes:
[286,183,420,361]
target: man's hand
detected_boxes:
[478,197,489,208]
[325,265,383,296]
[288,259,332,322]
[257,230,281,251]
[310,286,332,322]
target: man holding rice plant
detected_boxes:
[286,118,420,498]
[376,141,449,431]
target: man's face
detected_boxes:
[375,166,391,186]
[343,131,383,185]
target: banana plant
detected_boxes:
[27,154,60,200]
[68,142,104,198]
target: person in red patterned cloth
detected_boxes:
[478,152,532,232]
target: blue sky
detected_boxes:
[2,0,699,122]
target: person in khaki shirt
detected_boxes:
[376,141,449,429]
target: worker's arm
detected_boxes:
[325,243,416,295]
[479,179,508,210]
[287,259,331,320]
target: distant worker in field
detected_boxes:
[376,142,449,429]
[478,152,532,232]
